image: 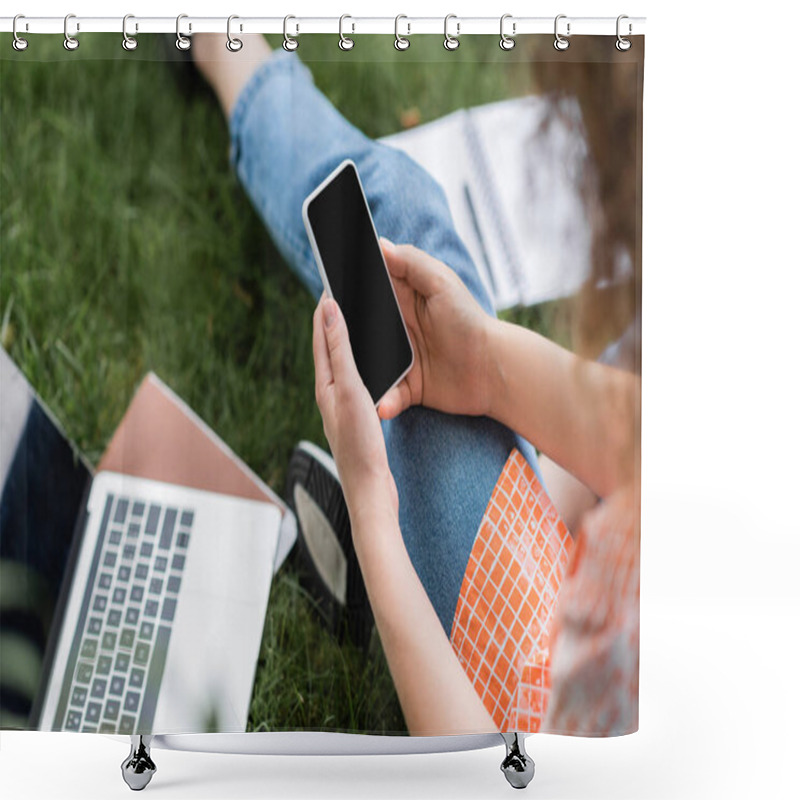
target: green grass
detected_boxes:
[0,33,562,734]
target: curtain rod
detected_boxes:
[2,15,646,37]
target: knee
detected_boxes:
[357,144,453,241]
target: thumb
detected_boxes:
[322,298,360,383]
[381,239,446,297]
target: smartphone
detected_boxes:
[302,159,414,406]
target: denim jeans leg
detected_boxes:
[229,51,542,634]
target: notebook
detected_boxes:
[381,95,605,310]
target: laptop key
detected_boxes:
[101,632,117,651]
[144,600,159,618]
[107,609,122,627]
[140,542,153,558]
[99,573,112,589]
[130,585,144,603]
[104,699,120,720]
[85,702,101,724]
[145,504,161,535]
[125,607,140,625]
[114,498,129,524]
[159,508,177,550]
[140,621,154,641]
[128,524,140,539]
[176,531,190,549]
[112,587,126,604]
[135,564,148,581]
[96,655,112,676]
[99,722,117,734]
[120,628,135,649]
[109,676,125,696]
[124,691,141,713]
[119,715,136,735]
[90,678,107,699]
[154,556,167,573]
[66,710,82,731]
[76,662,93,684]
[115,653,131,672]
[129,668,145,689]
[132,501,145,518]
[180,510,194,528]
[150,578,163,595]
[103,552,116,568]
[134,643,150,666]
[71,686,88,707]
[92,595,107,613]
[161,598,177,622]
[109,530,122,545]
[122,544,136,560]
[137,625,171,734]
[118,566,131,582]
[172,554,185,572]
[80,639,98,659]
[166,576,181,594]
[87,617,102,635]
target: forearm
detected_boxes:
[351,505,498,736]
[487,319,640,498]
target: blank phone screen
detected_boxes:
[306,163,413,404]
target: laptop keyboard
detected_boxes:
[54,492,193,734]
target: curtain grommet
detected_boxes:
[616,15,632,51]
[444,14,460,51]
[499,14,516,51]
[226,15,243,52]
[175,14,191,51]
[554,14,570,51]
[12,14,29,51]
[283,15,299,51]
[122,14,138,51]
[394,15,410,51]
[339,14,355,51]
[64,14,80,51]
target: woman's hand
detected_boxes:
[313,295,398,526]
[378,240,495,421]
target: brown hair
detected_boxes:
[527,36,643,369]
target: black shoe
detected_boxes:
[285,441,373,650]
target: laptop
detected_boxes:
[0,349,294,734]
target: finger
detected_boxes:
[380,239,447,297]
[378,380,413,421]
[322,297,360,384]
[312,301,333,404]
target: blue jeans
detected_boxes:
[229,52,544,634]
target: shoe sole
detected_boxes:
[286,442,373,649]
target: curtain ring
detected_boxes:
[283,15,299,51]
[499,14,515,51]
[339,14,355,51]
[12,14,29,51]
[226,15,243,52]
[176,13,191,51]
[443,14,460,51]
[394,15,410,51]
[616,14,632,51]
[553,14,570,51]
[63,13,79,51]
[122,14,138,51]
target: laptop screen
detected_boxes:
[0,350,92,728]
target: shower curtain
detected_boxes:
[0,26,643,740]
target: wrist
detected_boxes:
[484,317,509,422]
[349,501,404,563]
